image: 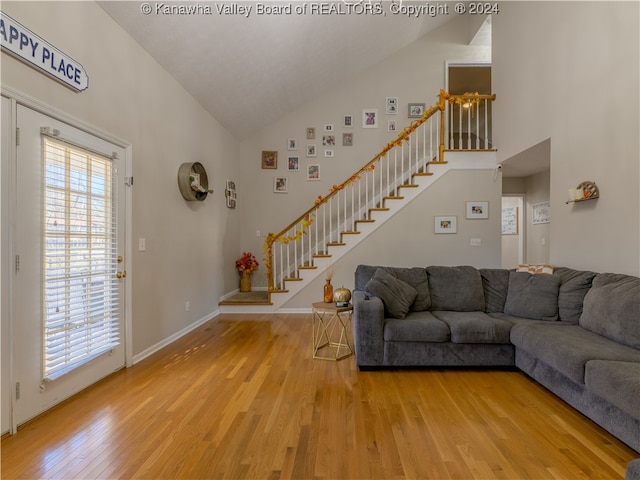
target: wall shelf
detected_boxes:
[566,181,599,204]
[177,162,212,201]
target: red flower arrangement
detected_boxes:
[236,251,259,273]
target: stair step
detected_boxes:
[413,172,434,177]
[341,231,360,235]
[428,161,448,165]
[327,242,346,247]
[398,184,418,189]
[284,277,303,282]
[355,219,375,224]
[383,196,404,201]
[299,265,317,270]
[369,207,390,212]
[313,253,332,258]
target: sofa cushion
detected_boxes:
[504,271,561,321]
[355,265,431,311]
[427,265,485,311]
[511,324,640,384]
[432,311,513,344]
[585,360,640,419]
[479,268,510,313]
[554,267,597,323]
[365,269,417,319]
[579,273,640,349]
[383,311,450,342]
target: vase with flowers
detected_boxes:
[236,252,259,292]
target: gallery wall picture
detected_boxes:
[386,97,398,114]
[306,144,317,157]
[287,138,297,151]
[466,201,489,219]
[342,133,353,146]
[343,115,353,128]
[287,156,300,171]
[225,180,237,208]
[532,201,551,224]
[408,103,425,118]
[362,109,378,128]
[502,207,518,234]
[306,127,316,139]
[274,176,288,193]
[307,164,320,180]
[262,150,278,169]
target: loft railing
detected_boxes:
[264,91,495,294]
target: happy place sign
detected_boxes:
[0,11,88,92]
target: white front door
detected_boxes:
[13,105,127,426]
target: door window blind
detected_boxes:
[42,136,120,381]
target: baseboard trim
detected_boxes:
[132,309,220,365]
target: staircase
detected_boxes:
[220,91,496,313]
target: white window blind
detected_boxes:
[42,136,120,381]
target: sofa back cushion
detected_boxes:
[427,265,485,311]
[579,273,640,349]
[355,265,430,311]
[504,271,561,321]
[554,267,598,323]
[479,268,510,313]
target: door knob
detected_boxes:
[116,271,127,279]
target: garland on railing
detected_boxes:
[440,89,482,107]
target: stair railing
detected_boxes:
[264,91,495,294]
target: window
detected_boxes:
[42,137,120,381]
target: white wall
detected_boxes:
[1,2,241,357]
[525,171,551,265]
[239,15,492,291]
[493,1,640,275]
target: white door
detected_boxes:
[13,105,126,426]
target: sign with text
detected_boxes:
[0,11,88,92]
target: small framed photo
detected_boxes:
[466,201,489,219]
[408,103,425,118]
[287,156,300,171]
[306,144,317,157]
[322,135,335,147]
[362,109,378,128]
[306,127,316,139]
[307,164,320,180]
[533,201,551,224]
[287,138,297,151]
[261,150,278,169]
[434,216,457,234]
[343,115,353,128]
[274,176,288,193]
[324,150,334,158]
[342,132,353,146]
[388,120,397,132]
[386,97,398,114]
[324,124,334,132]
[225,180,237,209]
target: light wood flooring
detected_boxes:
[2,313,637,479]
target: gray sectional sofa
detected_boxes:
[352,264,640,465]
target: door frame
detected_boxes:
[0,85,133,434]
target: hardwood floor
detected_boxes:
[2,313,637,479]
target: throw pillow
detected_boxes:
[516,264,554,275]
[365,269,418,319]
[504,271,561,321]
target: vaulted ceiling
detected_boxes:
[98,1,460,139]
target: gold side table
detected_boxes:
[311,301,353,360]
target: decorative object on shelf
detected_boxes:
[566,181,599,204]
[323,269,334,303]
[177,162,212,201]
[236,252,259,293]
[333,286,352,307]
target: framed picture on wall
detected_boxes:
[502,207,518,234]
[261,150,278,169]
[287,156,300,171]
[408,103,425,118]
[362,109,378,128]
[466,201,489,219]
[306,127,316,139]
[287,138,297,151]
[343,115,353,128]
[306,144,317,157]
[342,132,353,146]
[533,201,551,224]
[307,164,320,180]
[434,216,457,234]
[386,97,398,114]
[274,176,288,193]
